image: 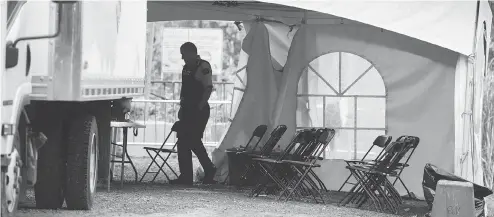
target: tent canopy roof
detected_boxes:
[147,0,489,56]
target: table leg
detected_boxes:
[107,127,112,192]
[111,128,118,179]
[124,146,139,183]
[121,128,127,188]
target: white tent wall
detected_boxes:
[272,24,459,199]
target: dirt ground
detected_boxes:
[14,156,491,217]
[17,185,427,217]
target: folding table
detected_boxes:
[107,121,146,192]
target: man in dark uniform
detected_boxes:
[170,42,217,185]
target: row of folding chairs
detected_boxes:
[235,126,335,203]
[233,125,285,186]
[337,135,419,198]
[338,135,420,214]
[138,120,418,213]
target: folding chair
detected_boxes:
[238,125,287,185]
[339,138,409,206]
[339,138,416,213]
[277,128,335,203]
[337,135,392,192]
[223,124,268,185]
[140,121,180,183]
[255,129,335,203]
[248,125,287,157]
[251,129,317,198]
[238,125,268,152]
[388,136,420,198]
[344,135,419,199]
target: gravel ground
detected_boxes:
[11,156,444,217]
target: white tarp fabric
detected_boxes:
[260,0,478,56]
[212,22,283,181]
[212,23,251,179]
[213,21,296,182]
[148,1,480,56]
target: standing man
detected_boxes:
[170,42,217,185]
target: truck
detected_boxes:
[0,0,147,216]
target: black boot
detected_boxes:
[169,176,193,185]
[202,166,217,185]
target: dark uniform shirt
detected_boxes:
[180,56,213,109]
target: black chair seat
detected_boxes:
[144,147,177,153]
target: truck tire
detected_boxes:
[34,121,66,209]
[65,115,98,210]
[1,172,20,217]
[1,124,22,216]
[1,172,18,217]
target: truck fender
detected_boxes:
[4,82,41,185]
[4,82,32,155]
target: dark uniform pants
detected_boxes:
[177,104,214,181]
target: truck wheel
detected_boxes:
[2,132,22,216]
[34,121,65,209]
[65,115,98,210]
[1,172,18,217]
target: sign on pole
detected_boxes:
[162,28,223,76]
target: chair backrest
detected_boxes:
[258,125,287,156]
[303,128,336,165]
[385,140,416,172]
[374,139,415,173]
[161,121,181,150]
[300,129,326,158]
[292,129,320,159]
[277,129,313,161]
[317,129,336,158]
[244,125,268,152]
[396,135,408,142]
[374,140,400,164]
[398,136,420,167]
[362,135,392,161]
[253,125,268,137]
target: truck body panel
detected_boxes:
[80,1,146,101]
[29,0,146,101]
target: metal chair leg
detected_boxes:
[338,173,353,192]
[151,151,176,182]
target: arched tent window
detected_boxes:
[297,52,386,160]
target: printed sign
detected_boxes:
[162,28,223,75]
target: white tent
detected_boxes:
[147,0,493,199]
